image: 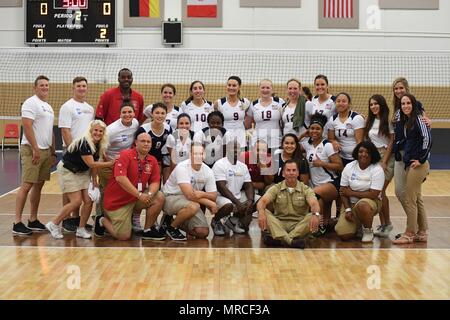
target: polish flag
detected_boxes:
[187,0,217,18]
[323,0,353,18]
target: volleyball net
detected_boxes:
[0,48,449,121]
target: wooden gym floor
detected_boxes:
[0,151,448,299]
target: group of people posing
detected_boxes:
[12,69,432,248]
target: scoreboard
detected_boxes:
[25,0,116,45]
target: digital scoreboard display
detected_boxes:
[25,0,116,45]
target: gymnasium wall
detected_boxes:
[0,0,449,50]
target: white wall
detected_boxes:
[0,0,449,50]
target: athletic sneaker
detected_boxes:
[211,219,226,236]
[76,227,92,239]
[94,215,105,237]
[375,224,393,238]
[373,225,384,237]
[361,227,374,243]
[252,211,258,218]
[12,222,32,235]
[46,221,63,239]
[159,213,174,233]
[166,226,187,241]
[27,219,46,231]
[142,226,166,241]
[224,216,246,234]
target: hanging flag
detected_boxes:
[323,0,353,18]
[187,0,217,18]
[130,0,160,18]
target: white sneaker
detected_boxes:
[76,227,92,239]
[379,224,393,238]
[252,211,258,218]
[362,227,374,243]
[46,221,63,239]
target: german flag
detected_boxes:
[130,0,160,18]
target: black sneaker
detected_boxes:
[166,226,187,241]
[94,215,105,237]
[262,233,282,247]
[85,223,93,231]
[13,222,32,235]
[62,219,77,233]
[142,226,166,241]
[290,237,306,249]
[27,219,46,231]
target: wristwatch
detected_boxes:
[314,212,320,217]
[345,208,352,213]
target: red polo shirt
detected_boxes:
[95,87,144,125]
[104,148,160,211]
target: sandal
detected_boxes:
[414,232,428,242]
[392,233,414,244]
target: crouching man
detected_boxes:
[94,131,165,241]
[256,159,321,248]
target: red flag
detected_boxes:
[323,0,353,18]
[187,0,217,18]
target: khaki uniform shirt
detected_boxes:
[265,180,316,221]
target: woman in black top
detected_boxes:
[46,120,114,239]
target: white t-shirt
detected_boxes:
[216,97,250,148]
[166,129,193,165]
[21,95,54,149]
[368,118,394,149]
[340,160,385,204]
[247,97,284,149]
[327,111,365,160]
[301,139,338,188]
[162,159,217,195]
[106,118,139,160]
[180,100,213,132]
[143,104,180,131]
[58,98,95,147]
[212,157,252,199]
[193,128,232,166]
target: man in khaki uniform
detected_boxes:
[257,159,321,248]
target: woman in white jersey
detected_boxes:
[166,113,195,175]
[363,94,394,238]
[281,79,308,139]
[302,74,336,140]
[142,83,180,131]
[180,80,213,132]
[245,79,284,150]
[327,92,365,166]
[301,114,343,234]
[214,76,250,149]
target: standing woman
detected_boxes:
[303,74,336,139]
[393,94,432,244]
[281,79,308,139]
[214,76,250,149]
[327,92,365,166]
[301,114,343,232]
[46,120,114,239]
[181,80,213,132]
[273,133,309,185]
[391,77,429,215]
[363,94,395,238]
[245,79,284,150]
[143,83,180,131]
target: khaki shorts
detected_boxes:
[105,198,149,239]
[20,145,52,183]
[163,194,208,231]
[335,198,381,236]
[378,147,395,181]
[57,161,90,193]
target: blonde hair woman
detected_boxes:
[46,120,114,239]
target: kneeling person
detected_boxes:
[257,160,321,248]
[95,131,165,241]
[212,140,256,236]
[162,143,217,240]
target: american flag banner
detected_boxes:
[318,0,359,29]
[323,0,353,18]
